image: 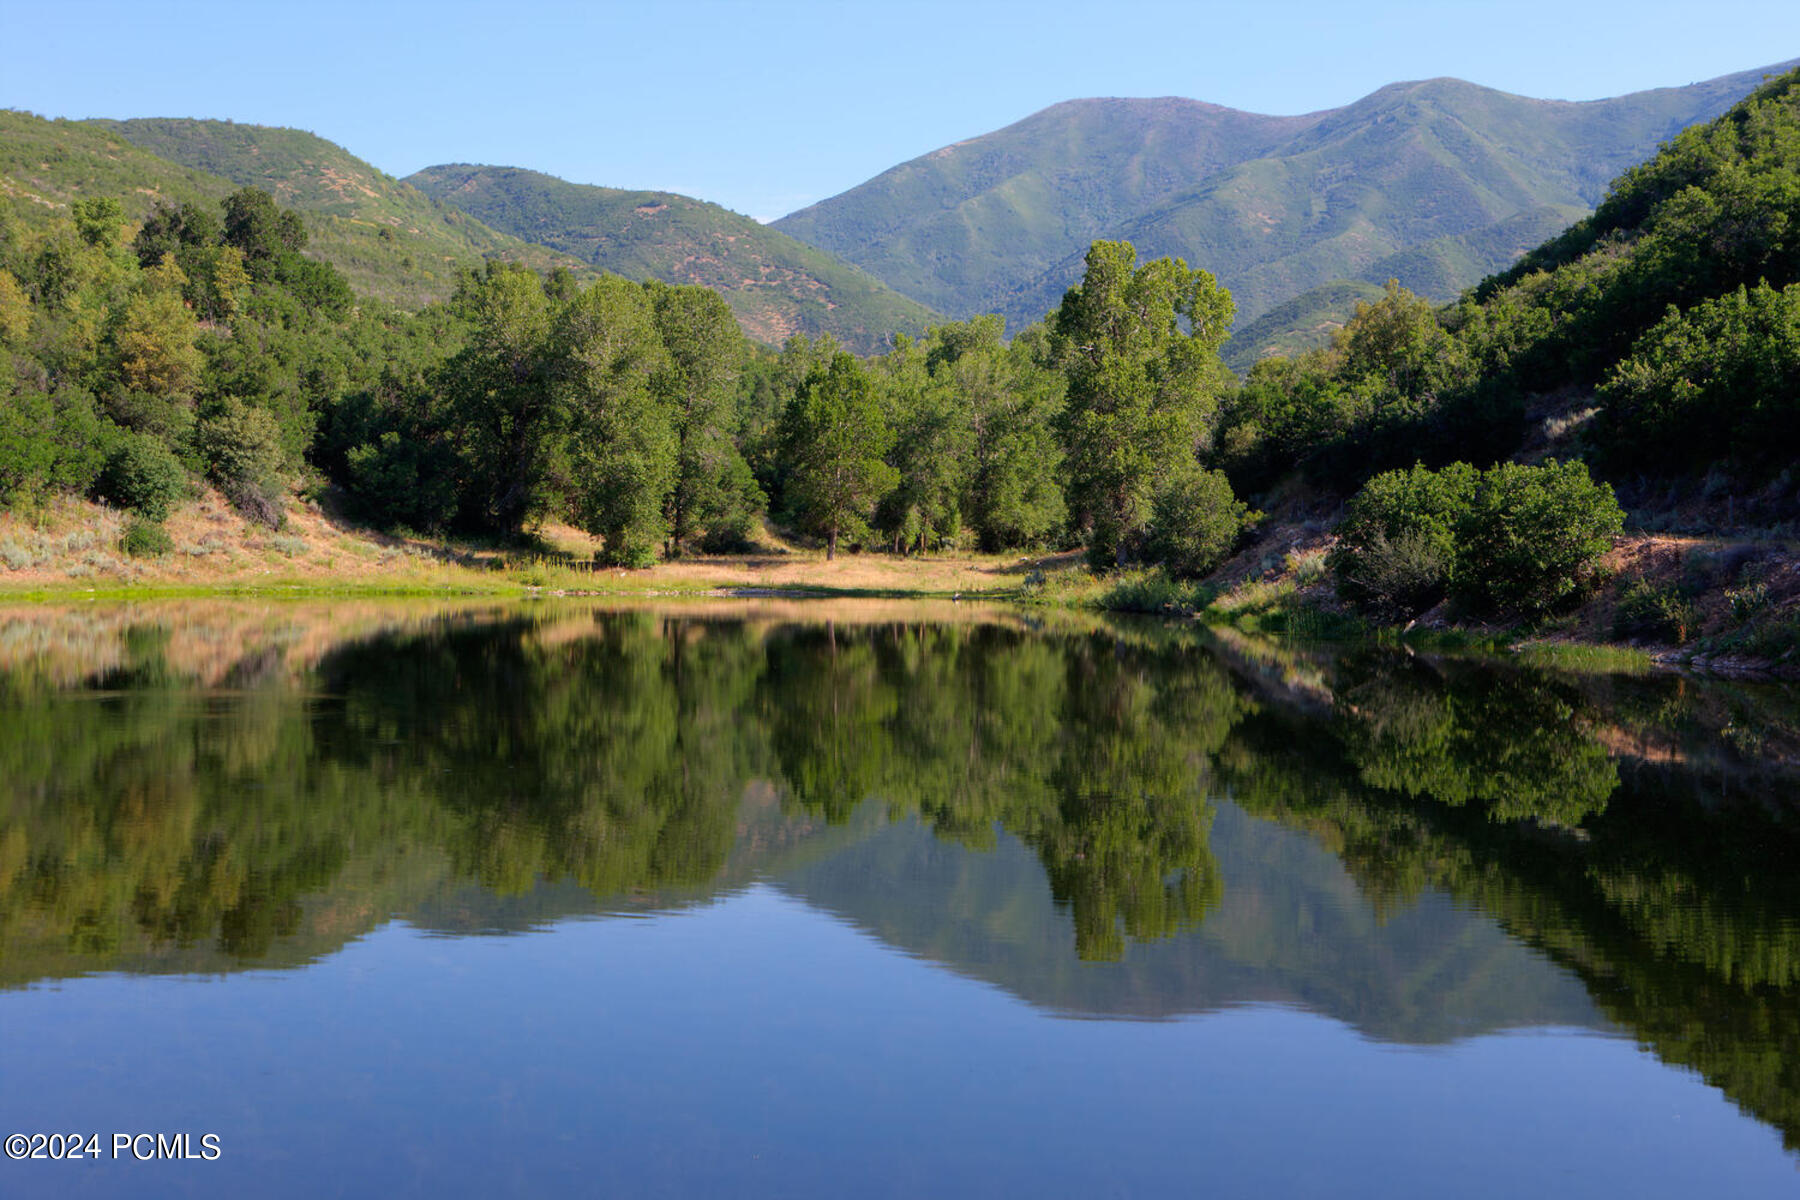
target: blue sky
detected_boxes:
[7,0,1800,221]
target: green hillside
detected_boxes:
[1222,279,1386,374]
[407,164,942,354]
[1213,63,1800,528]
[775,61,1798,334]
[80,117,592,307]
[2,110,235,231]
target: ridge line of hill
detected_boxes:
[772,58,1800,359]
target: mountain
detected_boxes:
[1222,206,1584,372]
[1220,279,1386,374]
[406,164,943,354]
[773,61,1800,343]
[78,117,592,307]
[2,109,228,224]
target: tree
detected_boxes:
[1452,459,1623,616]
[221,187,306,278]
[132,201,222,269]
[554,276,671,565]
[1050,240,1234,568]
[441,263,556,534]
[958,326,1066,551]
[779,353,898,559]
[873,333,970,553]
[645,282,758,554]
[112,287,203,397]
[1337,279,1457,401]
[71,198,125,250]
[0,269,31,347]
[195,397,288,527]
[1594,282,1800,477]
[1145,464,1253,578]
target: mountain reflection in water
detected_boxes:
[1,599,1797,1157]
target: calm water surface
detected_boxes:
[0,600,1796,1197]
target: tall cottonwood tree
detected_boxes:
[646,281,759,554]
[779,353,897,559]
[554,276,671,565]
[952,322,1066,551]
[443,262,556,534]
[1050,240,1234,568]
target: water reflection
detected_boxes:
[1,601,1797,1151]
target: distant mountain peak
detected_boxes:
[772,58,1800,352]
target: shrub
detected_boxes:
[119,518,174,559]
[1328,462,1478,618]
[195,398,287,527]
[1452,460,1624,616]
[1594,282,1800,479]
[1614,581,1699,643]
[1286,547,1329,586]
[344,431,458,532]
[696,513,760,556]
[95,433,187,521]
[1145,465,1255,579]
[1727,582,1771,622]
[1333,528,1454,620]
[1098,569,1210,615]
[1330,459,1623,620]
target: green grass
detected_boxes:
[1509,641,1655,674]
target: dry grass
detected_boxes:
[0,493,1087,602]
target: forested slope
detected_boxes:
[408,164,942,354]
[775,61,1797,339]
[82,117,592,307]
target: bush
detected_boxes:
[1452,460,1624,616]
[0,389,56,504]
[344,431,458,532]
[1727,582,1771,622]
[195,398,287,527]
[95,433,187,521]
[1145,465,1255,578]
[1614,581,1699,643]
[1098,569,1211,615]
[1330,459,1623,620]
[1594,282,1800,478]
[119,517,174,559]
[1334,528,1454,620]
[697,514,759,555]
[1328,462,1477,618]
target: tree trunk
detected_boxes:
[827,527,837,560]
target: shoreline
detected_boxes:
[0,493,1793,679]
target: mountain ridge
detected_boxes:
[406,162,942,354]
[75,115,594,307]
[774,60,1800,344]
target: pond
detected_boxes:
[0,599,1796,1197]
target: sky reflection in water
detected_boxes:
[0,600,1795,1197]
